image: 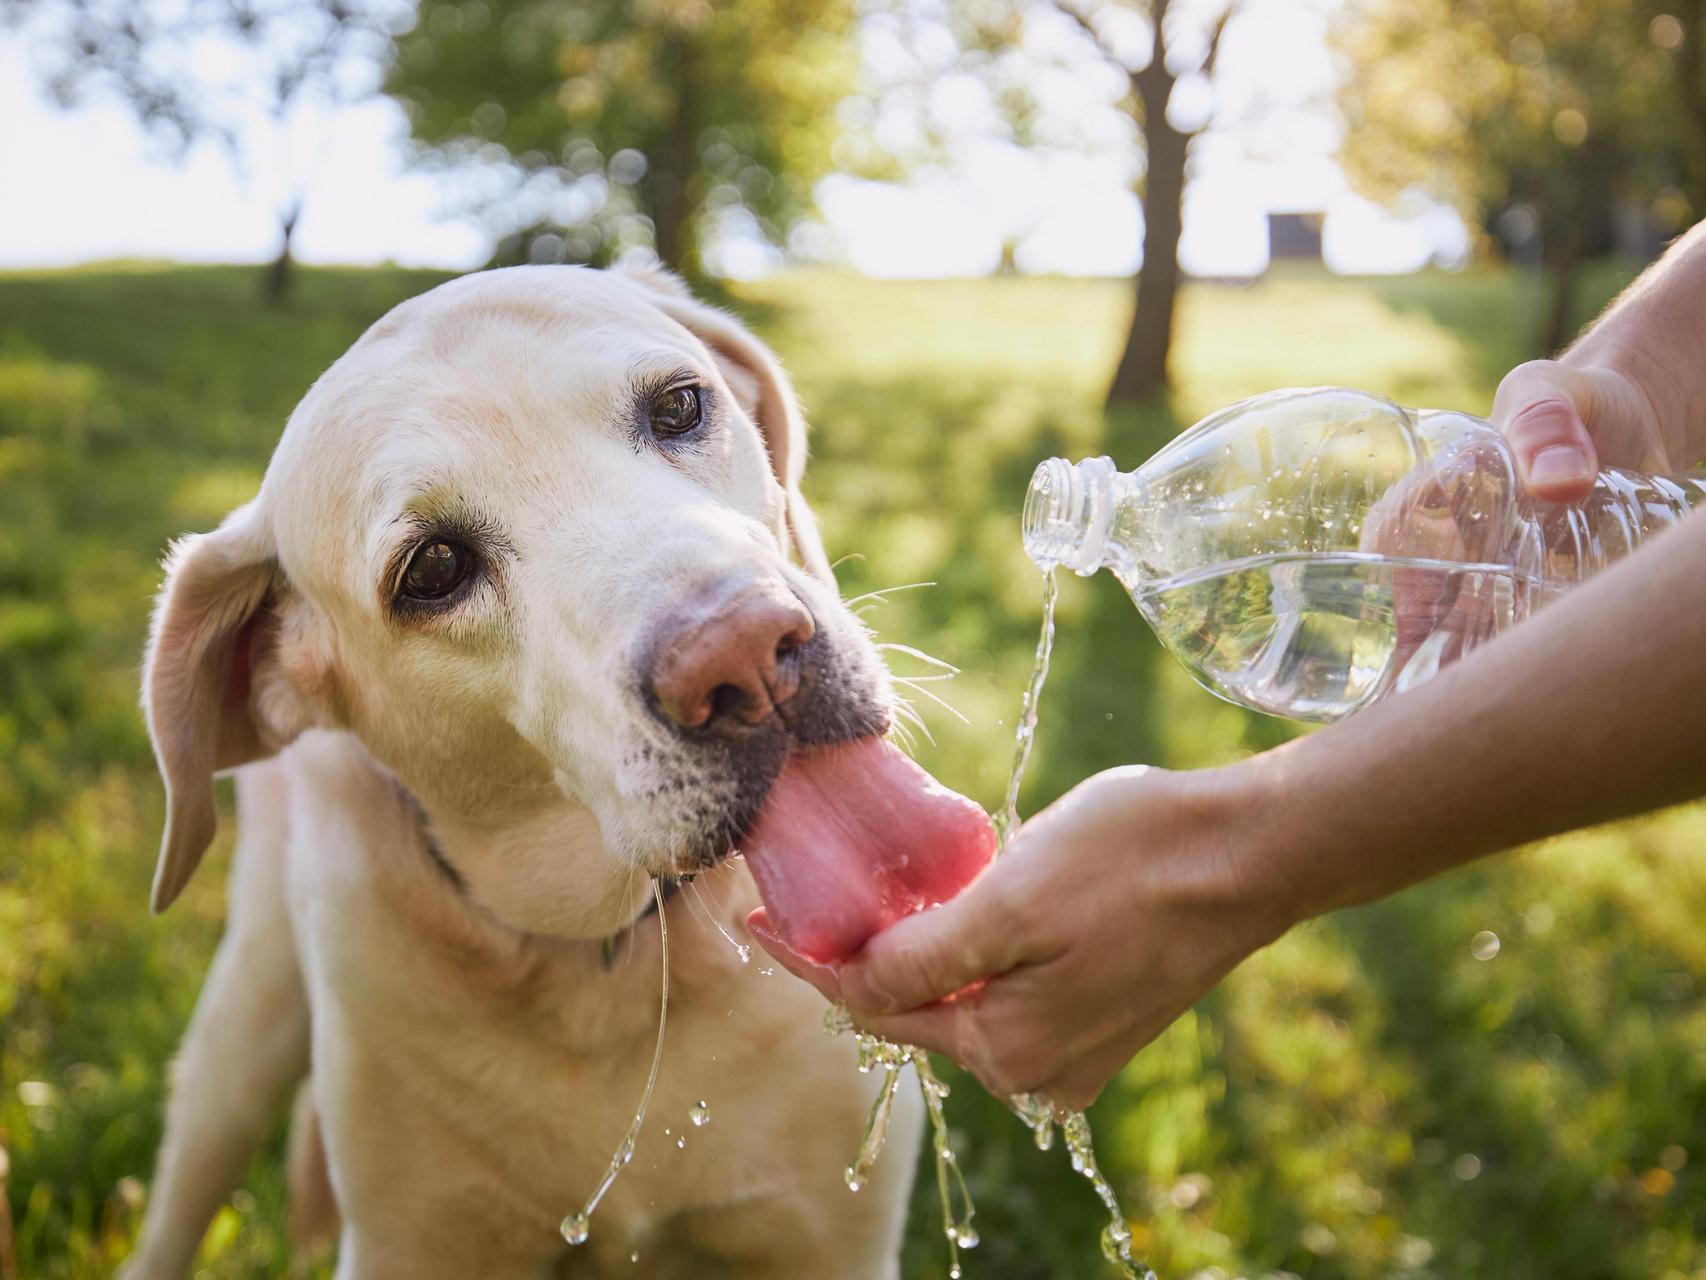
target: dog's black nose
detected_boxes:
[645,578,816,736]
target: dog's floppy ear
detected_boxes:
[143,501,288,912]
[617,265,834,582]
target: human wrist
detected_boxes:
[1564,337,1691,451]
[1212,729,1422,930]
[1179,758,1311,947]
[1564,263,1706,466]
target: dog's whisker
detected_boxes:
[828,551,865,571]
[686,876,752,963]
[891,696,937,749]
[891,677,970,727]
[841,581,935,609]
[681,876,720,940]
[887,720,921,758]
[873,642,959,674]
[619,862,643,969]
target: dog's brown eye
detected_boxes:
[402,540,472,600]
[650,385,702,437]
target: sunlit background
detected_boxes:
[4,0,1705,1277]
[1,0,1478,278]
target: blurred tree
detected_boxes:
[1051,0,1241,407]
[1339,0,1700,354]
[387,0,855,276]
[2,0,409,303]
[1670,1,1706,210]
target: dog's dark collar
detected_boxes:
[393,777,682,971]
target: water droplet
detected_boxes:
[759,965,775,976]
[844,1167,863,1192]
[630,1250,640,1264]
[676,1136,686,1149]
[1453,1153,1483,1180]
[736,943,752,963]
[1471,930,1500,960]
[1101,1222,1133,1264]
[689,1100,710,1126]
[560,1211,590,1245]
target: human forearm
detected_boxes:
[1237,506,1706,924]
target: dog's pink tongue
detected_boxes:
[741,738,995,963]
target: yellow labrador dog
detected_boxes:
[123,266,924,1278]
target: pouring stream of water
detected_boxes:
[993,569,1148,1279]
[841,567,1153,1278]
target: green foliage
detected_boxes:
[388,0,856,271]
[7,261,1706,1279]
[1337,0,1702,250]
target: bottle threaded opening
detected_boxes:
[1023,456,1118,574]
[1022,458,1077,569]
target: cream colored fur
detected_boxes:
[122,266,921,1279]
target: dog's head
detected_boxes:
[143,266,891,935]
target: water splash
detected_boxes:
[834,1014,978,1277]
[689,1100,711,1127]
[709,914,752,963]
[560,879,670,1247]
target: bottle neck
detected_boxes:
[1023,455,1122,575]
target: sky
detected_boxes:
[0,3,1466,278]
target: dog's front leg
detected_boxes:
[122,765,311,1279]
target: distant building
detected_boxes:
[1268,212,1325,263]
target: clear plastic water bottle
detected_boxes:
[1023,387,1705,722]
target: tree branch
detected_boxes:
[1048,0,1139,75]
[1201,0,1237,77]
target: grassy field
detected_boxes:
[4,261,1706,1279]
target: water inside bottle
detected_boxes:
[1128,551,1532,721]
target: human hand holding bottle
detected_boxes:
[1493,247,1706,500]
[754,221,1706,1112]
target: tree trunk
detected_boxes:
[263,207,300,305]
[1678,0,1706,215]
[646,39,696,273]
[1107,114,1188,406]
[1538,220,1581,355]
[1106,22,1191,409]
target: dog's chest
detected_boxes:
[290,849,903,1266]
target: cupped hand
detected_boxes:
[749,765,1290,1111]
[1491,358,1690,502]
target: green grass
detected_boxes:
[6,260,1706,1279]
